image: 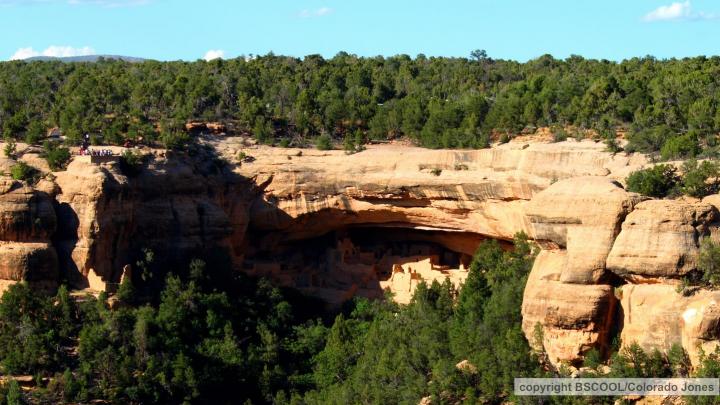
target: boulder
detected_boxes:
[0,184,56,242]
[522,250,617,366]
[620,283,720,367]
[607,200,718,280]
[0,242,58,282]
[526,177,645,284]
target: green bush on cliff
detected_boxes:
[119,149,143,177]
[315,134,333,151]
[10,161,38,183]
[626,160,720,199]
[625,164,680,198]
[699,238,720,287]
[680,159,720,198]
[3,137,16,158]
[42,141,71,171]
[159,131,192,151]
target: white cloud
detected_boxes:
[9,45,95,60]
[643,1,691,21]
[203,49,225,61]
[643,1,719,22]
[298,6,332,18]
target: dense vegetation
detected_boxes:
[0,235,541,404]
[2,53,720,152]
[1,235,720,403]
[625,159,720,198]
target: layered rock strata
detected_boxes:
[3,137,720,370]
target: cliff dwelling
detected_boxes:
[241,225,493,304]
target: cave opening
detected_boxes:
[242,224,505,304]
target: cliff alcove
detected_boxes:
[241,224,496,304]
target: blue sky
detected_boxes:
[1,0,719,61]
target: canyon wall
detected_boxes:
[1,150,254,293]
[2,138,720,369]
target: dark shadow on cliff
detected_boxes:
[52,201,87,289]
[115,141,264,297]
[604,271,626,361]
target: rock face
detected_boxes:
[220,140,645,245]
[520,177,646,366]
[52,153,253,289]
[7,137,720,371]
[522,250,617,366]
[526,177,645,284]
[619,284,720,366]
[220,139,720,369]
[607,200,718,280]
[0,176,58,294]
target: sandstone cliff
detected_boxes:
[0,148,253,292]
[215,138,720,369]
[0,176,57,295]
[3,137,720,371]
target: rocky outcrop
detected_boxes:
[0,175,58,294]
[7,136,720,372]
[526,177,645,284]
[619,284,720,366]
[52,153,253,289]
[520,177,645,366]
[218,138,720,369]
[607,200,718,281]
[522,250,617,366]
[218,140,646,246]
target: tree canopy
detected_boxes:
[1,54,720,151]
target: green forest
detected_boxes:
[1,236,720,404]
[4,52,720,403]
[2,53,720,155]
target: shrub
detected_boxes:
[315,134,332,151]
[253,118,274,145]
[681,159,720,198]
[625,164,680,198]
[119,149,143,177]
[551,126,568,142]
[660,133,700,161]
[6,379,21,405]
[278,138,290,148]
[3,137,16,158]
[24,121,44,145]
[160,131,192,150]
[10,161,38,183]
[353,130,366,152]
[430,168,442,176]
[343,136,356,154]
[572,129,585,142]
[583,348,602,369]
[625,125,674,154]
[699,238,720,287]
[605,138,623,154]
[236,151,254,164]
[42,141,71,171]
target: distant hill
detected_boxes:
[24,55,147,63]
